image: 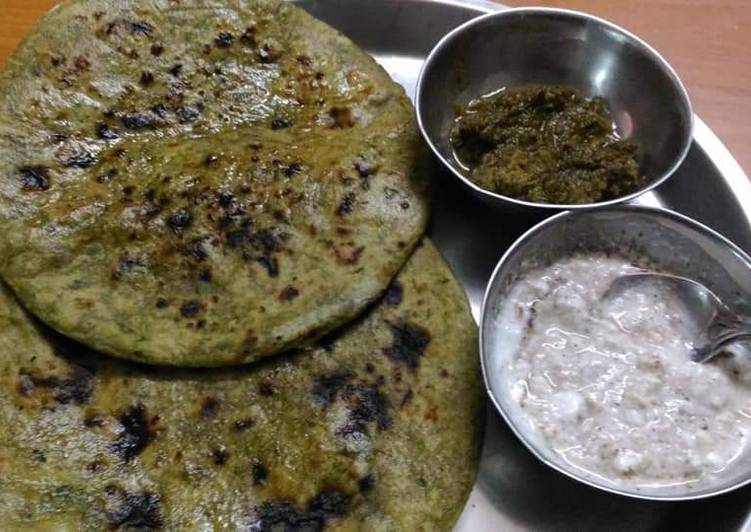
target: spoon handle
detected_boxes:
[692,329,751,364]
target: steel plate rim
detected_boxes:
[478,203,751,502]
[693,116,751,221]
[401,0,501,11]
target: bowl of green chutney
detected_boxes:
[416,8,694,212]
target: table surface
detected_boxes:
[0,0,748,175]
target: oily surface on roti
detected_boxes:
[0,0,427,366]
[0,241,482,531]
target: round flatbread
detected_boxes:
[0,0,427,366]
[0,240,482,530]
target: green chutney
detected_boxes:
[450,85,642,204]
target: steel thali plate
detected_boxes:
[296,0,751,529]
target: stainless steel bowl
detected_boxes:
[416,8,694,212]
[480,205,751,500]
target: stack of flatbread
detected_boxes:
[0,0,482,529]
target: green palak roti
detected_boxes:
[0,240,483,530]
[0,0,428,366]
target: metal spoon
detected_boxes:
[605,272,751,363]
